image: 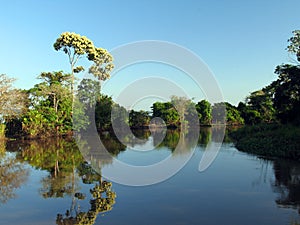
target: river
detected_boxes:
[0,128,299,225]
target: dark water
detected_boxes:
[0,128,300,225]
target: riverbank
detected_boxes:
[230,124,300,161]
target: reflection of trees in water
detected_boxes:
[0,140,29,203]
[272,159,300,214]
[131,129,151,140]
[76,133,126,174]
[15,138,83,176]
[106,129,151,148]
[9,138,116,225]
[14,138,84,199]
[153,129,177,149]
[56,169,116,225]
[198,127,212,146]
[152,129,198,155]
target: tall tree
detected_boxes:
[53,32,114,94]
[265,30,300,123]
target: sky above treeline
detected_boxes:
[1,0,299,108]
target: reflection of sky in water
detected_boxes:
[116,146,171,166]
[116,136,172,166]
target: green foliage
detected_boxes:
[22,71,73,137]
[12,137,116,224]
[239,63,300,125]
[16,138,84,177]
[23,110,50,137]
[211,102,226,124]
[77,78,101,108]
[212,102,243,125]
[94,94,128,131]
[230,124,300,161]
[111,103,129,129]
[95,95,113,130]
[195,100,212,125]
[72,98,90,132]
[246,89,275,123]
[224,102,244,125]
[129,110,150,127]
[237,102,262,125]
[198,127,212,146]
[233,31,300,125]
[152,101,180,127]
[38,71,71,86]
[271,64,300,123]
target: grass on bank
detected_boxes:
[230,124,300,161]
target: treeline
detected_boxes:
[234,31,300,127]
[0,73,240,139]
[230,30,300,161]
[1,56,298,138]
[0,31,114,139]
[1,30,300,139]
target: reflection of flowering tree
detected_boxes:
[0,141,29,204]
[56,180,116,225]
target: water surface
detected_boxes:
[0,128,299,225]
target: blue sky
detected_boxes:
[1,0,300,107]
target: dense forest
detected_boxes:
[0,31,300,144]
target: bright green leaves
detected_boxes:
[22,71,73,137]
[129,110,150,127]
[38,71,71,86]
[196,100,212,125]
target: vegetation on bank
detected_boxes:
[230,124,300,161]
[0,30,300,152]
[230,30,300,160]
